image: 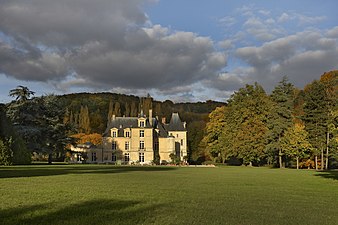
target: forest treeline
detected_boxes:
[0,88,223,165]
[0,71,337,168]
[200,71,338,169]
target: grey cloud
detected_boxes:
[0,0,226,95]
[209,28,338,92]
[0,41,68,81]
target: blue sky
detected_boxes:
[0,0,337,103]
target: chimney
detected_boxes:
[149,109,153,126]
[112,115,116,121]
[183,122,186,129]
[162,117,166,124]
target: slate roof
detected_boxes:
[103,112,185,137]
[166,113,186,131]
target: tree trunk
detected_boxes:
[326,131,329,170]
[321,148,324,171]
[296,156,299,170]
[48,153,52,164]
[315,155,318,170]
[279,149,283,168]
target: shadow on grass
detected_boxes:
[0,165,177,179]
[314,170,338,181]
[0,199,163,225]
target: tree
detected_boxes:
[204,83,271,165]
[9,85,35,102]
[202,106,227,163]
[281,123,312,169]
[0,138,13,166]
[78,105,91,134]
[266,77,295,167]
[320,71,338,169]
[302,81,328,170]
[1,103,30,165]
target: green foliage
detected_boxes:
[0,138,13,165]
[302,80,328,153]
[0,104,30,165]
[204,83,271,165]
[266,77,295,167]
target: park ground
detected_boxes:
[0,165,337,225]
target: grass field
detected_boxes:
[0,165,337,225]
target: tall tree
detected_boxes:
[320,71,338,169]
[78,105,91,134]
[266,77,295,167]
[9,86,35,102]
[281,123,312,169]
[302,81,328,170]
[202,106,228,162]
[204,83,271,165]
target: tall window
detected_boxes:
[112,131,117,137]
[125,141,130,150]
[139,152,144,162]
[125,131,130,137]
[124,153,130,162]
[112,153,117,162]
[140,130,144,137]
[139,141,145,150]
[140,121,145,127]
[181,139,184,146]
[112,141,117,150]
[91,152,96,161]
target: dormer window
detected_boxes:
[112,130,117,137]
[138,117,146,127]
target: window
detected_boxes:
[91,152,96,161]
[181,139,184,146]
[112,141,117,150]
[125,131,130,137]
[140,121,145,127]
[125,141,130,150]
[112,131,117,137]
[139,141,145,150]
[124,153,130,162]
[139,152,144,162]
[140,130,144,137]
[112,153,117,162]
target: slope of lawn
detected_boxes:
[0,165,337,225]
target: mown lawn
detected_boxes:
[0,165,337,225]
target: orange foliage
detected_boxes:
[70,133,102,146]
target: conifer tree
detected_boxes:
[302,80,327,170]
[266,77,295,167]
[79,106,91,134]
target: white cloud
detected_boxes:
[219,16,236,27]
[278,13,291,23]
